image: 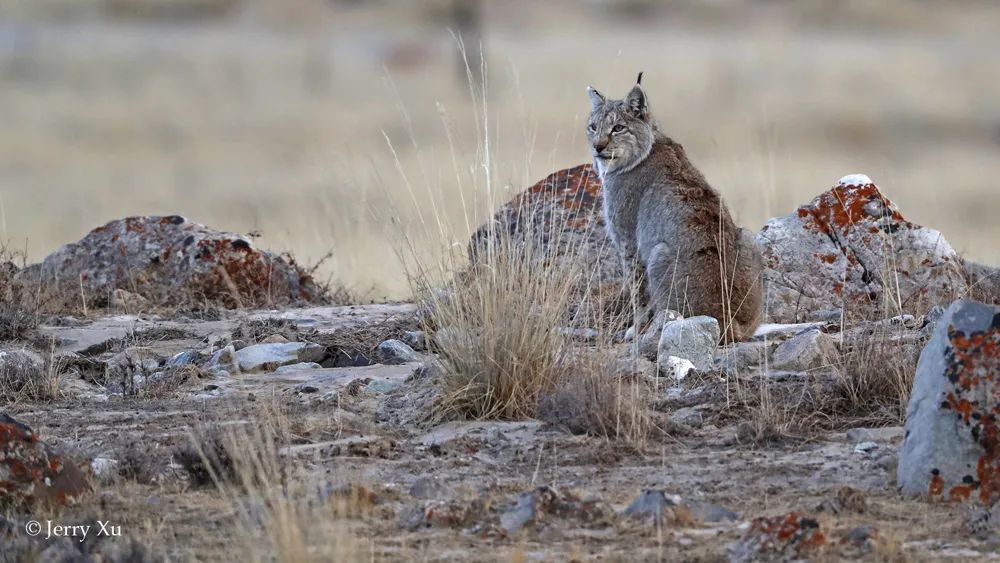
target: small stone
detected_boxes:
[261,334,288,344]
[409,477,449,500]
[294,384,319,394]
[167,350,204,367]
[846,428,874,443]
[274,362,322,376]
[367,378,404,395]
[205,345,240,375]
[235,342,325,373]
[90,458,120,484]
[657,316,720,371]
[623,490,681,524]
[658,356,696,381]
[853,442,879,455]
[770,328,839,372]
[688,501,739,524]
[375,339,419,365]
[402,331,429,351]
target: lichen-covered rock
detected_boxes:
[468,165,625,325]
[20,216,326,309]
[898,299,1000,504]
[758,174,967,322]
[730,512,826,562]
[0,414,90,507]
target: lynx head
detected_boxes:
[585,74,656,176]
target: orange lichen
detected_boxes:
[935,320,1000,504]
[743,512,826,557]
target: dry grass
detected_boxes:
[426,245,578,421]
[832,327,922,426]
[185,402,372,562]
[539,347,652,447]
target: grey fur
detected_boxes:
[586,81,763,341]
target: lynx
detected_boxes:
[586,75,763,342]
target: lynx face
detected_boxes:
[585,83,656,177]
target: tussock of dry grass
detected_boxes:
[832,328,921,426]
[426,243,578,421]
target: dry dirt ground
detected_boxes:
[5,304,998,561]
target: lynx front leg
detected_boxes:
[620,252,651,341]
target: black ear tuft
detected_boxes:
[636,71,643,85]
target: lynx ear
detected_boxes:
[625,84,648,120]
[587,86,606,110]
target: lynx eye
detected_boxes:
[587,123,597,133]
[612,124,626,134]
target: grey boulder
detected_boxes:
[897,299,1000,504]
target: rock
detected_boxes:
[715,340,773,374]
[757,174,968,323]
[402,330,429,351]
[409,477,449,500]
[235,342,325,373]
[205,345,240,376]
[688,501,739,524]
[635,309,685,357]
[658,356,696,381]
[657,316,720,371]
[846,428,874,443]
[19,215,326,309]
[853,442,879,456]
[500,486,609,534]
[730,512,826,563]
[167,350,205,367]
[468,165,625,326]
[367,378,404,395]
[753,322,831,341]
[669,406,705,428]
[90,457,120,485]
[612,355,657,381]
[898,299,1000,504]
[0,414,90,507]
[375,339,419,365]
[0,347,46,397]
[623,490,681,524]
[770,328,839,371]
[274,362,322,376]
[260,334,288,344]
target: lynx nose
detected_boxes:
[593,138,609,152]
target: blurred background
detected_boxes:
[2,0,999,299]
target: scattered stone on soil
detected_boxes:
[18,215,326,309]
[898,299,1000,504]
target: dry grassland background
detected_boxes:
[2,0,999,299]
